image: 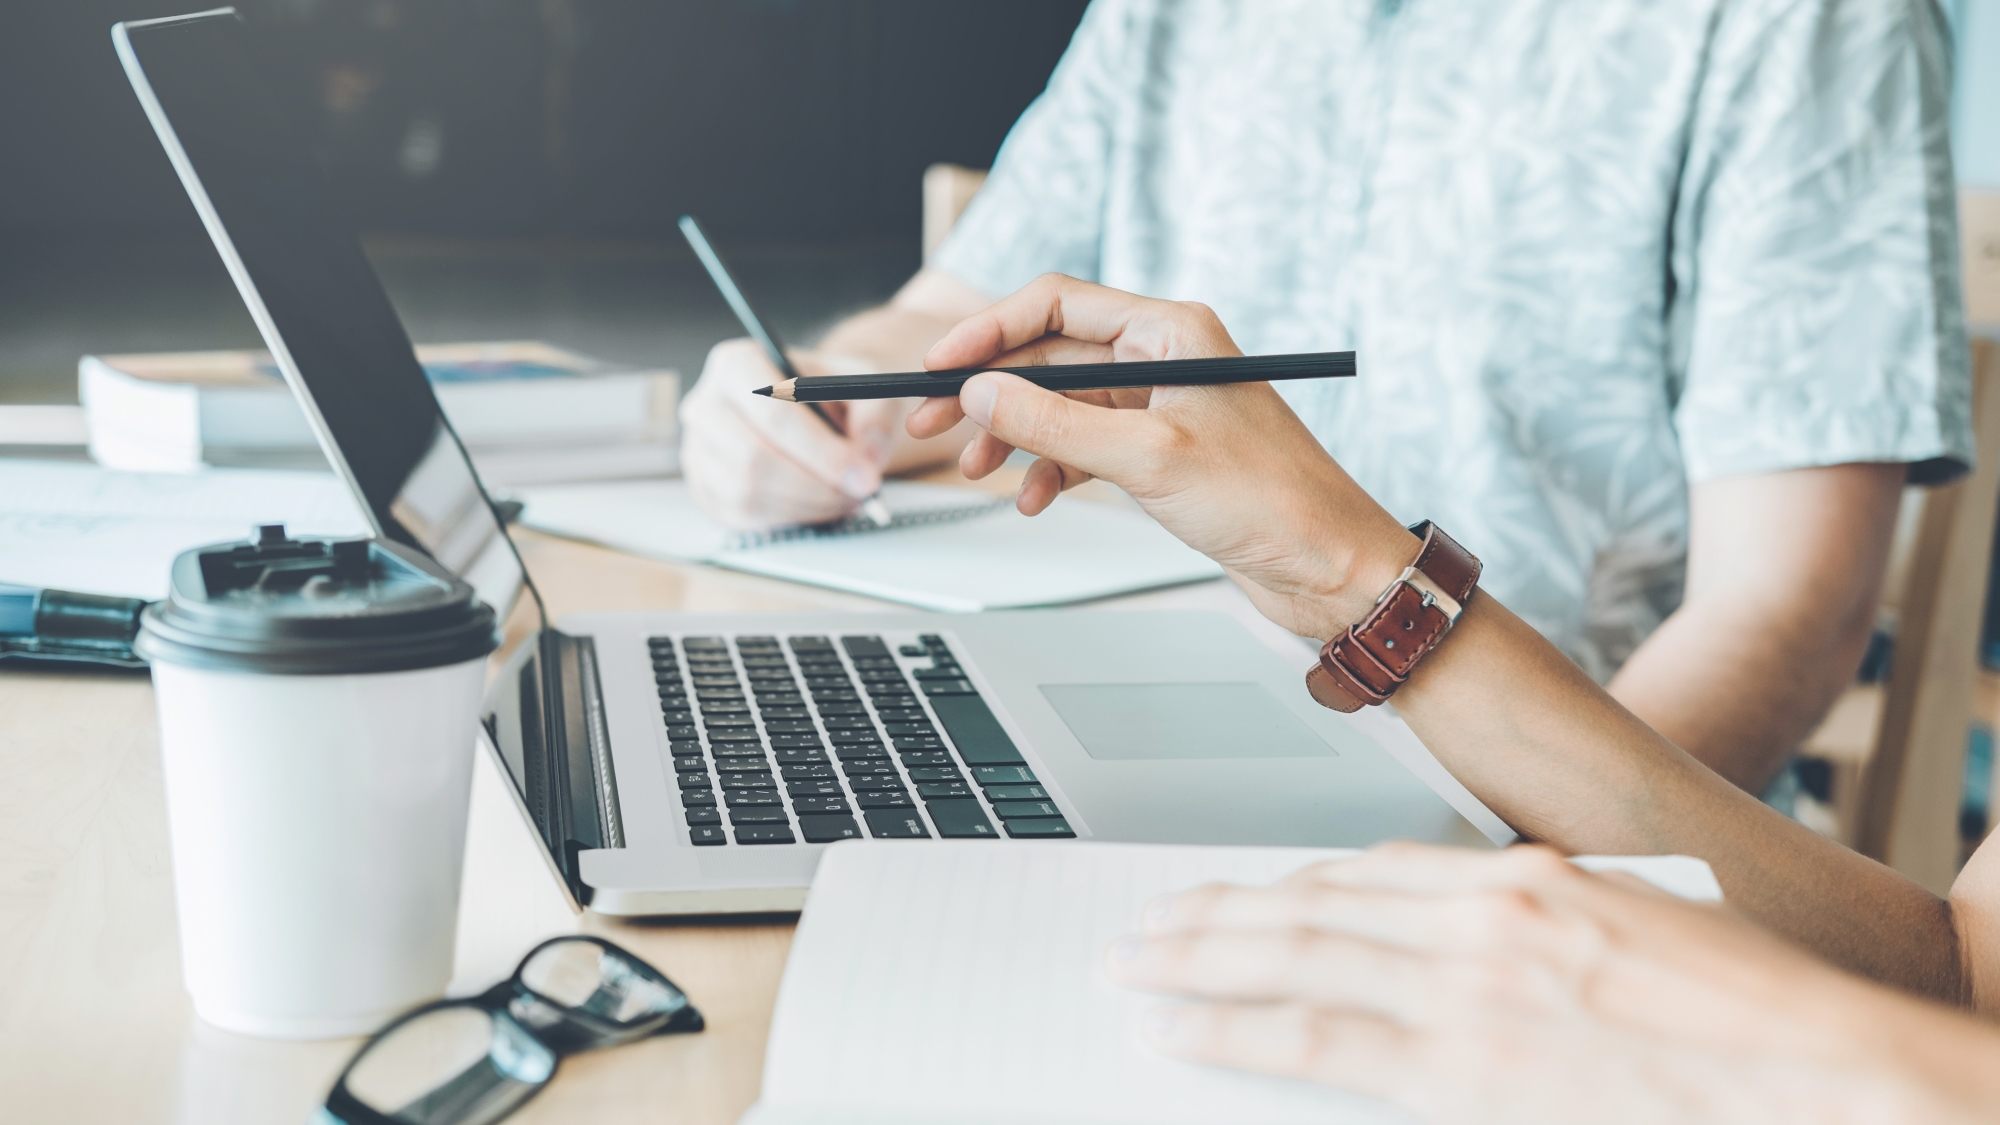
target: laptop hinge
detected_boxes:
[513,629,624,905]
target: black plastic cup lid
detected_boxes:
[136,525,501,675]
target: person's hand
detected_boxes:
[1105,842,2000,1125]
[905,273,1413,638]
[679,339,911,530]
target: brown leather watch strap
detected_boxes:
[1305,521,1481,713]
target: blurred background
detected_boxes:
[0,0,1090,402]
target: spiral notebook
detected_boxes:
[514,479,1224,611]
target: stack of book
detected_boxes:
[79,341,678,485]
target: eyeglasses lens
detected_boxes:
[518,939,688,1028]
[343,1006,555,1125]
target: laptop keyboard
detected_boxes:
[651,633,1077,847]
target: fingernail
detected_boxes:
[1108,937,1142,964]
[961,376,998,427]
[841,465,880,499]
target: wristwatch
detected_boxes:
[1305,521,1481,713]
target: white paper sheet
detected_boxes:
[0,460,368,599]
[746,841,1722,1125]
[517,479,1224,611]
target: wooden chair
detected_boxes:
[922,164,988,262]
[1801,336,2000,894]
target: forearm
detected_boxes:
[1608,590,1871,793]
[1390,590,1962,999]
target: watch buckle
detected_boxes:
[1383,566,1463,625]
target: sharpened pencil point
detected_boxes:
[765,379,797,402]
[753,386,773,396]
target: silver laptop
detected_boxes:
[116,8,1494,915]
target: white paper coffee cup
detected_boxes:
[138,528,499,1039]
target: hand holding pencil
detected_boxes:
[902,274,1401,643]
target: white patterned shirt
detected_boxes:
[934,0,1973,680]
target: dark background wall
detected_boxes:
[0,0,1089,247]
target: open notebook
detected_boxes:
[515,479,1224,611]
[745,840,1723,1125]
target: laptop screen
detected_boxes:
[114,8,524,614]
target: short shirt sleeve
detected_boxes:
[1669,0,1973,486]
[929,0,1145,298]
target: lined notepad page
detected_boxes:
[747,841,1722,1125]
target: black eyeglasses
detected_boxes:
[314,936,704,1125]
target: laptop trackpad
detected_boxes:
[1039,683,1337,761]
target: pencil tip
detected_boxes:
[753,386,773,396]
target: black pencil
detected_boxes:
[753,351,1355,402]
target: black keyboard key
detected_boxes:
[834,745,890,761]
[668,741,704,757]
[700,703,750,716]
[673,757,709,774]
[665,724,699,740]
[917,782,972,799]
[921,680,977,697]
[761,705,811,719]
[856,791,915,809]
[993,800,1063,819]
[898,644,926,657]
[893,737,946,752]
[774,748,831,764]
[760,720,817,735]
[899,750,953,767]
[816,701,867,715]
[1005,817,1075,838]
[781,763,838,780]
[874,705,929,720]
[719,774,777,790]
[848,775,907,791]
[798,814,864,843]
[712,753,767,770]
[704,715,758,729]
[692,675,742,687]
[973,765,1038,785]
[841,762,899,777]
[689,826,727,846]
[709,729,763,743]
[735,825,796,845]
[695,689,745,701]
[830,729,883,745]
[912,665,965,681]
[787,780,845,798]
[930,696,1028,766]
[685,808,722,825]
[792,796,853,815]
[865,809,932,837]
[927,799,999,838]
[729,807,790,825]
[724,790,782,807]
[841,635,892,658]
[918,633,945,647]
[884,722,937,737]
[676,773,713,789]
[770,734,825,749]
[821,714,875,730]
[906,767,964,783]
[983,784,1051,801]
[660,708,694,723]
[682,789,716,807]
[788,635,834,651]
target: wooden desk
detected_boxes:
[0,529,925,1125]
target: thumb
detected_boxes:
[960,371,1151,483]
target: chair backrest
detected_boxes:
[1857,337,2000,893]
[922,164,989,262]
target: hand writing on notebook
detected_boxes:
[1106,843,1999,1125]
[906,273,1415,640]
[679,341,899,530]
